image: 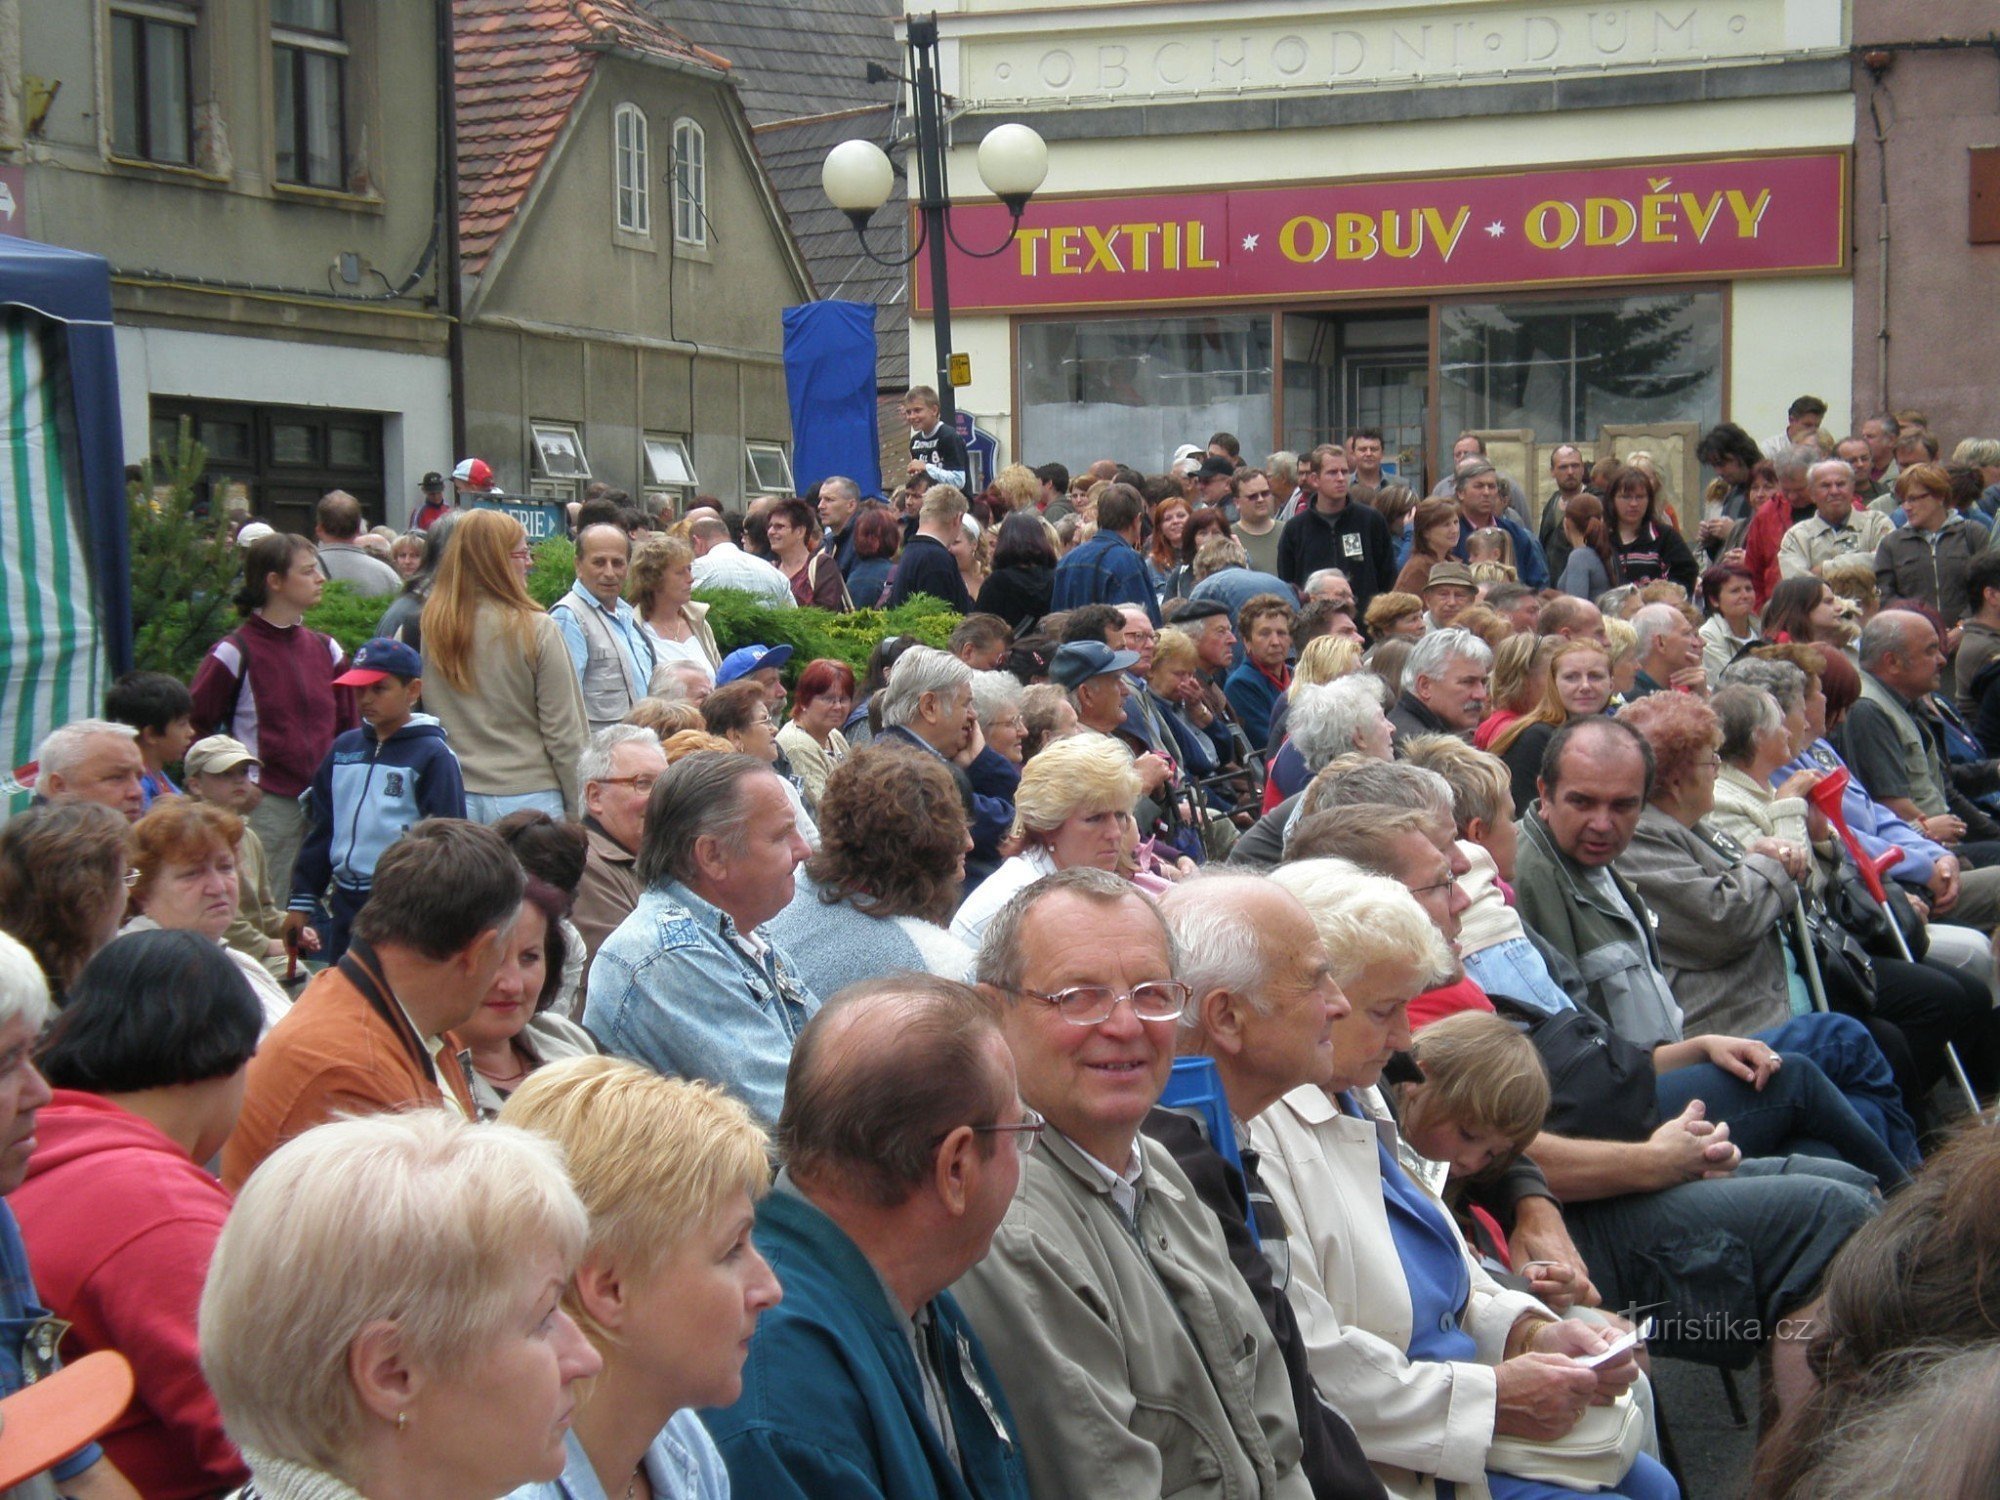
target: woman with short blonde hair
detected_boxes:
[950,733,1142,946]
[199,1111,600,1499]
[500,1056,779,1500]
[420,509,590,820]
[1294,633,1363,688]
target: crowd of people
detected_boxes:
[7,392,2000,1499]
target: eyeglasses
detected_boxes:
[1017,980,1192,1026]
[123,867,142,888]
[967,1104,1046,1155]
[1408,871,1458,898]
[509,547,532,562]
[597,774,659,794]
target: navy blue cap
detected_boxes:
[1049,640,1140,688]
[335,637,423,685]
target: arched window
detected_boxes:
[614,103,649,234]
[672,118,706,247]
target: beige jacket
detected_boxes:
[420,604,588,813]
[953,1128,1311,1500]
[1249,1084,1548,1500]
[1776,508,1893,579]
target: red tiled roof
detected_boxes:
[455,0,730,276]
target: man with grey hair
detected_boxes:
[1777,458,1892,579]
[1148,874,1386,1500]
[584,750,819,1124]
[1842,610,2000,853]
[1300,568,1355,612]
[35,718,146,822]
[1388,628,1492,743]
[815,474,863,575]
[1626,603,1705,700]
[1450,460,1550,589]
[957,868,1315,1500]
[878,645,1014,888]
[571,723,670,998]
[652,659,713,706]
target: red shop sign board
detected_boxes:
[912,151,1847,314]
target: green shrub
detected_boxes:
[693,588,959,677]
[304,583,394,653]
[128,424,243,680]
[528,537,575,609]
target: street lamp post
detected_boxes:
[821,13,1048,428]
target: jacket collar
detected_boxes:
[1522,805,1643,923]
[583,816,636,865]
[1036,1124,1185,1209]
[758,1182,910,1334]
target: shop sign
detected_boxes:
[914,152,1846,315]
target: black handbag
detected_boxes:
[1793,905,1879,1017]
[1825,857,1928,961]
[1490,995,1661,1142]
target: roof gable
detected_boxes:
[455,0,729,276]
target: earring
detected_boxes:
[396,1412,408,1432]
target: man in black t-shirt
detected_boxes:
[902,385,969,491]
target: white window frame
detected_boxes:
[530,421,592,482]
[744,441,794,497]
[672,118,706,247]
[642,434,697,514]
[613,103,650,236]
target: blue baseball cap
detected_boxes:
[335,637,424,686]
[715,643,794,686]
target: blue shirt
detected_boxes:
[551,581,656,705]
[585,880,819,1126]
[0,1202,103,1483]
[1049,531,1161,624]
[506,1418,729,1500]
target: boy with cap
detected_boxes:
[184,734,312,976]
[412,471,449,530]
[287,638,465,964]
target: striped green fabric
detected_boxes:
[0,311,105,811]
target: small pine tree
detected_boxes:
[128,419,243,680]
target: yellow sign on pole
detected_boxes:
[948,352,972,387]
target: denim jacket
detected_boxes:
[583,879,820,1125]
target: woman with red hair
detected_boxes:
[776,657,857,812]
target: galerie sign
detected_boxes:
[913,152,1847,314]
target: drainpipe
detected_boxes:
[439,0,468,458]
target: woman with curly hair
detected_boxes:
[1145,494,1192,599]
[766,743,974,995]
[0,801,129,1003]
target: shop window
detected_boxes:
[614,104,650,236]
[1438,291,1723,447]
[1020,314,1274,475]
[672,118,707,247]
[110,2,197,166]
[744,442,794,496]
[272,0,347,189]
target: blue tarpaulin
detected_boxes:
[0,236,129,785]
[782,300,883,499]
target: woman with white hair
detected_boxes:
[948,733,1142,946]
[969,669,1028,765]
[1251,861,1674,1500]
[500,1057,781,1500]
[1267,674,1396,804]
[199,1111,603,1500]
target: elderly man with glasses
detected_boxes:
[955,868,1314,1500]
[570,725,670,1004]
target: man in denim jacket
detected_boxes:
[585,752,819,1125]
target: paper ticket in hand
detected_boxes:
[1576,1318,1652,1369]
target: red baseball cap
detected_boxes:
[451,458,495,490]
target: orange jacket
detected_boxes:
[222,945,474,1191]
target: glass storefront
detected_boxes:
[1019,314,1273,474]
[1437,290,1724,445]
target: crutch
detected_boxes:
[1806,769,1985,1115]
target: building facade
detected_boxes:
[7,0,453,533]
[454,0,814,527]
[917,0,1858,513]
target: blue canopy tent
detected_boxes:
[0,237,128,786]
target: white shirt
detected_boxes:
[691,542,797,609]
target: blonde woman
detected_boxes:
[500,1057,781,1500]
[630,534,721,679]
[199,1112,602,1500]
[948,732,1142,946]
[420,509,589,820]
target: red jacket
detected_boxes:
[1742,495,1798,606]
[13,1092,245,1500]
